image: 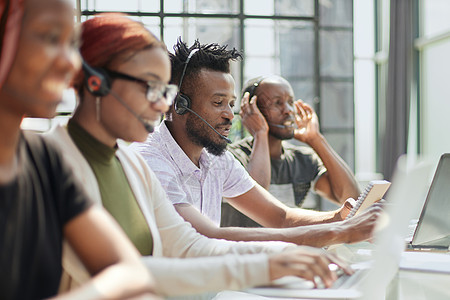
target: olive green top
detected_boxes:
[68,119,152,255]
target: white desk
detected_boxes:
[213,245,450,300]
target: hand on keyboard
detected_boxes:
[314,263,346,289]
[268,246,354,288]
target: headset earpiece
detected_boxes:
[82,61,111,97]
[243,76,266,100]
[174,93,191,115]
[173,48,199,115]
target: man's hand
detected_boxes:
[268,246,353,288]
[240,92,269,137]
[334,198,357,221]
[293,100,321,144]
[339,205,383,244]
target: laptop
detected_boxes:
[406,153,450,251]
[245,156,432,299]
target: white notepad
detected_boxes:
[345,180,391,220]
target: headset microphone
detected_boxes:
[181,105,232,144]
[110,90,155,133]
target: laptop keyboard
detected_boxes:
[331,268,368,289]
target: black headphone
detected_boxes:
[174,48,199,115]
[243,76,266,100]
[82,60,111,97]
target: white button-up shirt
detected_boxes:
[131,121,255,226]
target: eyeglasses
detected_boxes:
[106,70,178,106]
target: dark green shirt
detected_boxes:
[68,120,152,255]
[221,136,326,228]
[228,136,326,207]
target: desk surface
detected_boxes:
[213,244,450,300]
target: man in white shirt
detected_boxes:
[132,39,381,248]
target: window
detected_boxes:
[417,0,450,162]
[70,0,355,209]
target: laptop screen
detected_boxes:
[412,153,450,247]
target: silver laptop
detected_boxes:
[246,156,432,299]
[406,153,450,251]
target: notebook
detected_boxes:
[345,180,391,220]
[245,156,432,299]
[406,153,450,251]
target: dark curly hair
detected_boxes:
[170,38,242,94]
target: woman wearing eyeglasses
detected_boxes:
[46,13,349,299]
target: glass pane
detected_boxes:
[279,21,314,78]
[422,0,450,37]
[422,41,450,159]
[164,1,183,13]
[165,0,239,14]
[163,18,184,51]
[245,19,275,57]
[275,0,314,17]
[94,0,139,11]
[320,82,353,129]
[287,79,315,104]
[320,29,353,77]
[82,0,159,12]
[140,0,160,12]
[81,0,90,10]
[323,132,354,169]
[319,0,352,27]
[82,0,92,10]
[164,18,240,53]
[139,17,161,40]
[245,0,275,16]
[244,57,278,81]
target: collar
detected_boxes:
[158,121,211,176]
[67,119,117,166]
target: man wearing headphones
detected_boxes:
[133,39,381,248]
[222,75,361,227]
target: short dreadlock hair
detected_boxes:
[170,38,243,95]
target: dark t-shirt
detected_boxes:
[0,132,93,300]
[222,136,325,227]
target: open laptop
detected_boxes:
[245,156,432,299]
[406,153,450,251]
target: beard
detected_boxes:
[267,115,295,140]
[269,128,294,140]
[186,113,229,156]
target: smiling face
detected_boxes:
[256,77,296,140]
[185,69,236,156]
[1,0,80,118]
[99,47,171,143]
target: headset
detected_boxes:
[243,76,265,101]
[174,49,199,115]
[82,61,112,97]
[82,60,155,133]
[173,48,231,143]
[243,76,293,129]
